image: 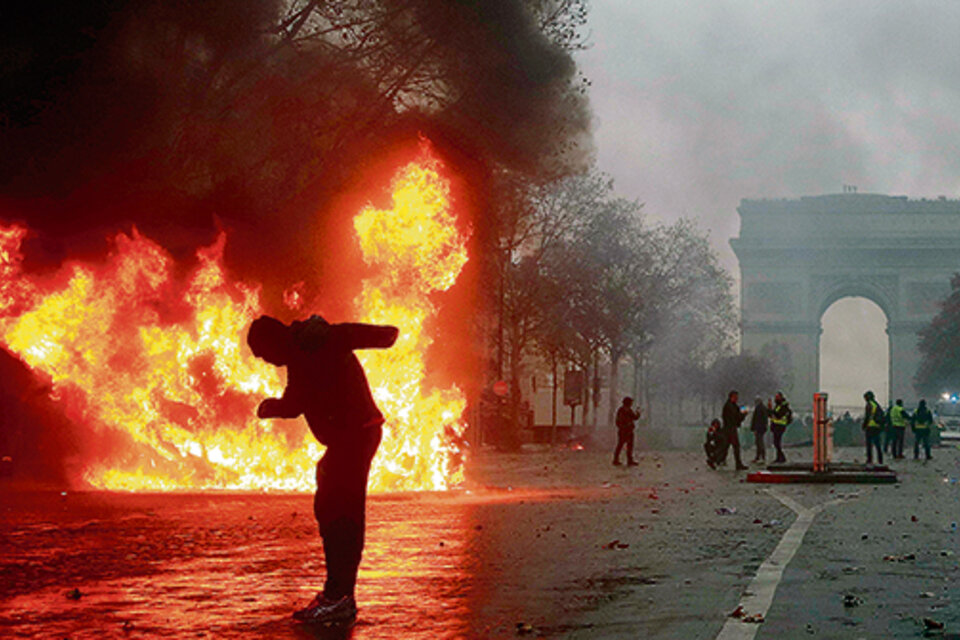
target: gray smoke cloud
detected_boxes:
[578,0,960,404]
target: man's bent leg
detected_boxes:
[314,426,383,601]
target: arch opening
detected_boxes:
[819,297,889,411]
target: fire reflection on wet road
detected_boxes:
[0,489,588,639]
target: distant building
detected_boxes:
[731,192,960,407]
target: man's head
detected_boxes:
[896,398,903,406]
[755,396,763,405]
[775,391,784,403]
[247,315,291,365]
[864,390,875,401]
[729,390,739,404]
[622,396,633,407]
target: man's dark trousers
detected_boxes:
[893,426,906,458]
[614,426,635,463]
[753,429,766,461]
[722,427,744,468]
[771,424,786,462]
[314,424,382,600]
[865,428,883,464]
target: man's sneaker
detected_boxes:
[612,460,621,466]
[293,594,357,625]
[627,460,639,466]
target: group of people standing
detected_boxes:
[861,391,935,464]
[705,390,793,470]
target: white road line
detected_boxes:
[715,490,853,640]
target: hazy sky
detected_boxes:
[577,1,960,406]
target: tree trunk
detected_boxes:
[582,357,591,431]
[550,353,558,444]
[607,348,622,429]
[592,349,601,431]
[632,354,642,411]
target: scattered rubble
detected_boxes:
[516,622,535,635]
[602,539,630,550]
[728,605,764,623]
[883,553,917,562]
[842,594,863,608]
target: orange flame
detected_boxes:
[0,150,469,492]
[354,153,469,490]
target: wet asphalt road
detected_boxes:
[1,446,959,639]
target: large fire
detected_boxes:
[0,150,470,492]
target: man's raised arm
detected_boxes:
[331,323,399,350]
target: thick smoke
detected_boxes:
[0,0,591,297]
[0,0,592,483]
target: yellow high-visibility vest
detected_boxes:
[770,402,789,426]
[890,405,908,427]
[866,400,882,428]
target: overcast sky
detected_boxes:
[576,1,960,407]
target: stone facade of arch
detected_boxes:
[731,193,960,410]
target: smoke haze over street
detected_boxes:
[578,1,960,405]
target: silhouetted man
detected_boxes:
[613,396,640,466]
[750,396,768,463]
[721,390,748,471]
[248,314,398,625]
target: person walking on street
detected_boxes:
[863,390,884,465]
[890,399,909,459]
[769,392,791,463]
[722,390,748,471]
[613,396,640,466]
[912,398,934,461]
[750,396,768,463]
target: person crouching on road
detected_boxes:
[750,396,768,463]
[613,396,640,466]
[722,390,748,471]
[912,398,934,461]
[248,314,398,626]
[862,390,884,465]
[704,418,724,469]
[769,392,791,463]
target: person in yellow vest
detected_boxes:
[862,390,884,465]
[889,399,909,459]
[769,391,791,463]
[911,398,934,461]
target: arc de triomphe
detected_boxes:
[731,193,960,408]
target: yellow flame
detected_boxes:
[0,152,469,492]
[355,156,469,490]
